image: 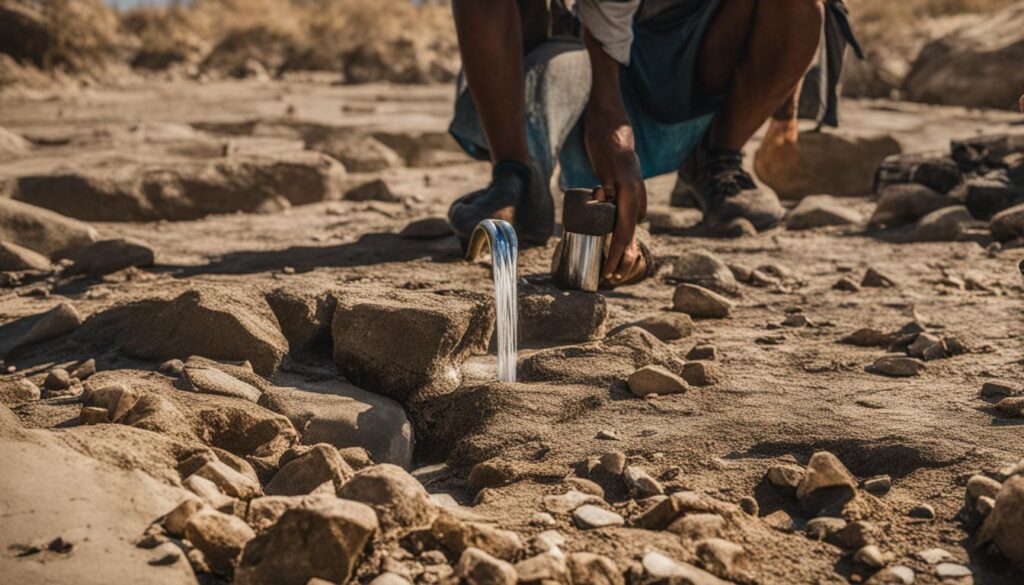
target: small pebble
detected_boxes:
[738,496,759,516]
[863,475,892,493]
[935,563,971,579]
[908,504,935,519]
[44,368,72,391]
[572,505,624,529]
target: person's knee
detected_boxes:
[785,0,825,31]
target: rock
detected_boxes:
[370,573,412,585]
[966,176,1023,221]
[757,131,901,198]
[623,465,663,498]
[259,379,412,468]
[15,152,345,221]
[854,545,887,569]
[0,302,82,357]
[966,475,1003,503]
[869,356,924,377]
[767,464,805,489]
[672,284,734,319]
[869,184,953,228]
[567,553,623,585]
[519,327,685,385]
[309,135,401,172]
[627,365,688,397]
[907,333,942,360]
[991,202,1024,242]
[182,364,262,402]
[599,451,626,476]
[903,3,1024,110]
[796,452,857,515]
[572,505,624,529]
[43,368,71,391]
[344,178,400,202]
[79,406,109,425]
[565,477,604,498]
[185,508,256,574]
[544,490,600,515]
[834,276,861,292]
[861,267,896,288]
[193,459,263,500]
[874,152,963,194]
[164,495,206,537]
[399,217,452,240]
[70,358,96,380]
[909,504,936,519]
[641,551,730,585]
[866,566,915,585]
[66,238,155,277]
[907,206,982,242]
[981,381,1017,400]
[718,216,757,238]
[935,563,972,579]
[158,359,184,376]
[264,286,336,353]
[782,313,812,328]
[235,497,379,585]
[337,464,437,536]
[468,459,517,491]
[147,542,183,566]
[82,383,139,423]
[686,344,717,360]
[738,497,759,516]
[667,513,725,540]
[836,521,877,550]
[515,553,569,583]
[0,198,99,258]
[519,287,608,343]
[976,495,996,516]
[864,475,892,493]
[996,397,1024,417]
[0,377,40,403]
[696,538,748,577]
[916,548,953,565]
[0,240,51,271]
[90,287,288,377]
[430,509,523,561]
[806,517,847,542]
[0,125,30,159]
[668,250,739,295]
[842,328,892,347]
[457,547,517,585]
[245,495,323,533]
[265,444,353,496]
[680,362,724,387]
[785,195,864,230]
[331,288,492,402]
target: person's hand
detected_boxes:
[584,106,647,286]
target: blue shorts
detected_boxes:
[449,0,722,190]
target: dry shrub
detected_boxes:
[120,5,207,70]
[0,0,125,72]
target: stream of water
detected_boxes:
[469,219,519,383]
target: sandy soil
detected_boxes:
[1,78,1023,584]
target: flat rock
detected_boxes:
[182,364,262,402]
[336,463,438,537]
[785,195,864,230]
[0,198,99,258]
[430,509,523,561]
[869,356,925,377]
[667,513,725,540]
[185,508,255,574]
[995,396,1024,417]
[0,302,82,357]
[990,202,1024,242]
[627,365,688,397]
[0,377,40,403]
[861,267,897,288]
[672,284,734,319]
[235,497,378,585]
[519,287,607,343]
[265,444,353,496]
[543,489,600,515]
[796,451,857,515]
[916,548,954,565]
[934,563,972,579]
[572,505,624,529]
[15,151,345,221]
[66,238,155,277]
[0,240,51,271]
[668,250,739,295]
[457,547,517,585]
[907,206,982,242]
[519,327,685,385]
[344,178,400,202]
[567,553,623,585]
[624,313,693,341]
[696,538,748,577]
[623,465,664,498]
[259,378,412,467]
[870,184,953,228]
[331,288,492,402]
[641,551,730,585]
[400,217,452,240]
[86,287,288,377]
[768,464,805,489]
[308,134,401,172]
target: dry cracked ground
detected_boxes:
[1,79,1024,585]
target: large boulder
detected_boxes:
[0,302,82,357]
[331,288,492,402]
[235,497,378,585]
[0,198,99,258]
[13,151,345,222]
[259,378,413,468]
[336,464,438,537]
[904,4,1024,110]
[84,287,288,376]
[977,476,1024,571]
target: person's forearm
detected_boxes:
[584,29,629,124]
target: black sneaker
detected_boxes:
[448,159,554,249]
[673,143,784,231]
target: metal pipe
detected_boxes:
[465,219,519,264]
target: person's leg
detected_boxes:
[452,0,530,164]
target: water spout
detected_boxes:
[466,219,519,383]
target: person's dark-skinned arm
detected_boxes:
[583,28,647,286]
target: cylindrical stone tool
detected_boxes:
[552,188,615,292]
